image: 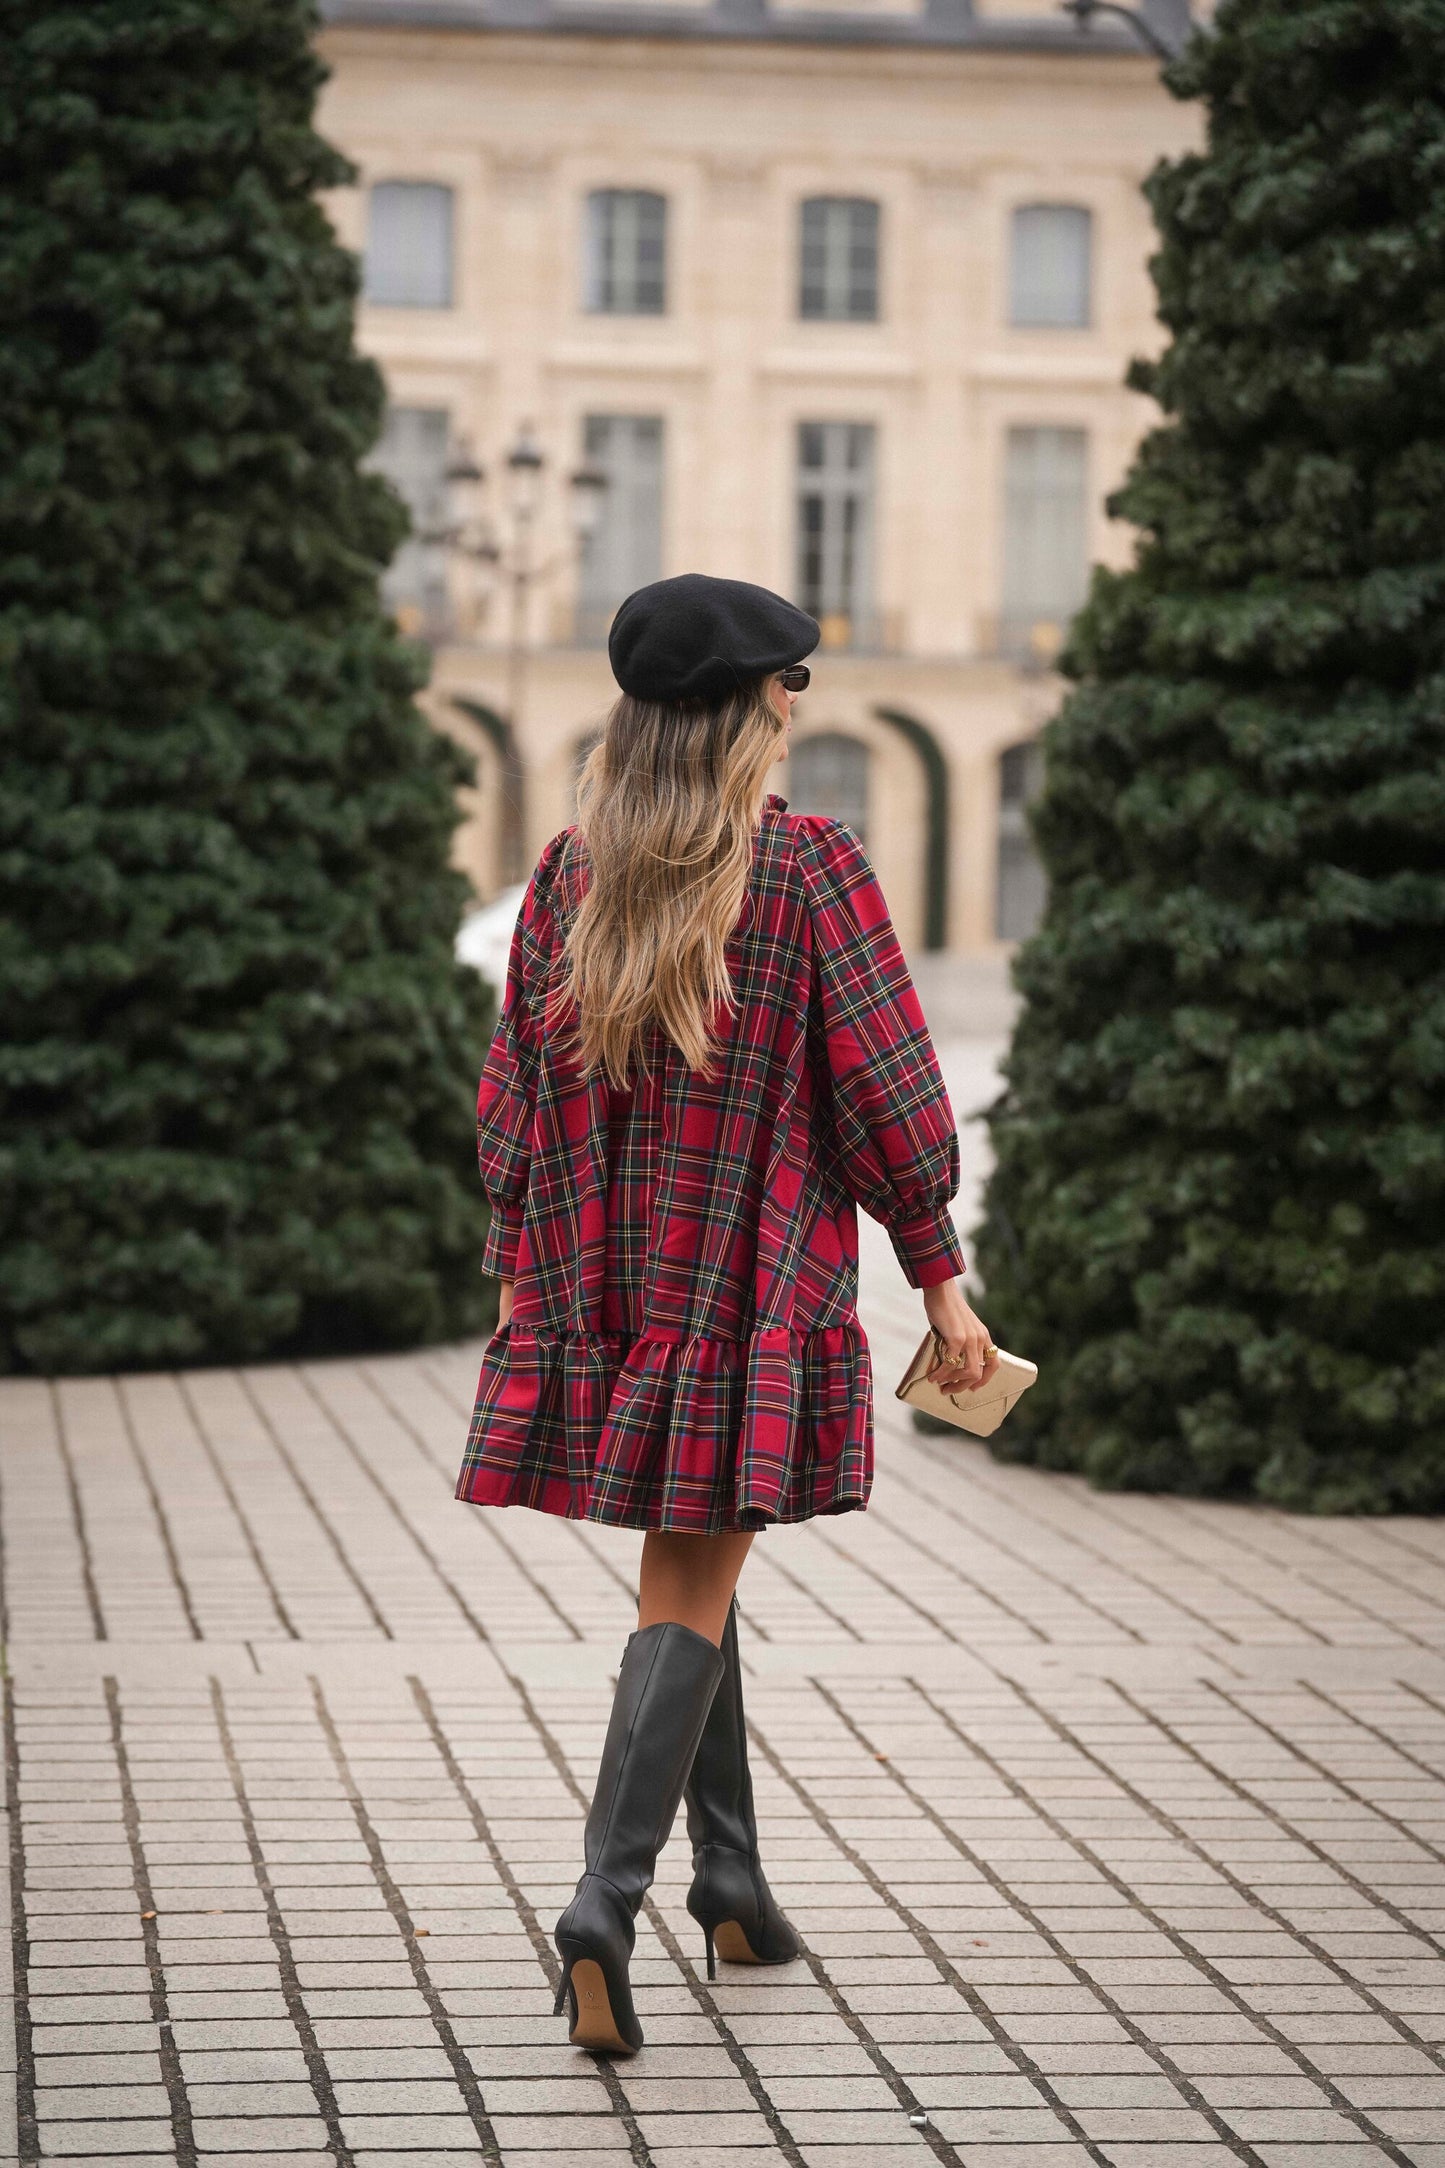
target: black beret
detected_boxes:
[608,573,819,705]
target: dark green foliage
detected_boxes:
[975,0,1445,1512]
[0,0,495,1372]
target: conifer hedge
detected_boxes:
[0,0,494,1373]
[975,0,1445,1512]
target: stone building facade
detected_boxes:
[317,0,1204,950]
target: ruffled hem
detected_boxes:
[455,1320,873,1533]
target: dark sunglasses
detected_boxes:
[778,665,811,693]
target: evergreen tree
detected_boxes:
[975,0,1445,1513]
[0,0,494,1373]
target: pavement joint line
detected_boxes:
[1121,1672,1445,1951]
[1399,1679,1445,1762]
[757,1679,1108,2168]
[1318,1513,1445,1576]
[306,1673,503,2166]
[208,1676,353,2167]
[992,1670,1442,2134]
[861,1495,1052,1643]
[238,1371,395,1640]
[294,1363,491,1643]
[887,1441,1178,1647]
[49,1381,107,1641]
[920,1444,1361,1652]
[803,1523,971,1648]
[737,1544,866,1645]
[104,1675,197,2167]
[1333,1677,1445,1782]
[362,1360,586,1643]
[505,1663,813,2168]
[116,1379,203,1643]
[4,1674,39,2168]
[742,1704,998,2168]
[404,1673,655,2168]
[1170,1497,1445,1649]
[176,1372,300,1641]
[1306,1671,1445,1783]
[1201,1675,1445,1891]
[906,1672,1390,2164]
[1021,1487,1393,1651]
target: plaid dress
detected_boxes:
[455,792,967,1533]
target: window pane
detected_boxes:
[1001,426,1088,657]
[800,198,880,321]
[788,731,871,849]
[795,421,876,646]
[365,182,454,309]
[585,190,667,315]
[577,415,664,639]
[995,737,1047,940]
[1010,204,1092,329]
[367,405,451,632]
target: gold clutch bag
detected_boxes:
[894,1330,1039,1438]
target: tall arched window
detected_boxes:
[995,737,1046,941]
[799,198,881,322]
[1009,204,1093,329]
[787,732,871,849]
[364,181,455,308]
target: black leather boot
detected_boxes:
[684,1599,801,1980]
[553,1620,724,2055]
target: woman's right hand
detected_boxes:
[921,1277,998,1394]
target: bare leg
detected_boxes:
[638,1530,755,1645]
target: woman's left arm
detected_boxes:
[796,816,968,1290]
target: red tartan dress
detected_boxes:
[454,793,967,1533]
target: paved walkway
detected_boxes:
[3,1023,1445,2168]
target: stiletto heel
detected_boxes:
[703,1922,716,1983]
[553,1965,571,2018]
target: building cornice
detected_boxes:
[320,0,1189,58]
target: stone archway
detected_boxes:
[871,704,950,950]
[452,697,527,889]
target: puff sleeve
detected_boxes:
[796,816,967,1290]
[474,839,564,1279]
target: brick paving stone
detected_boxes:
[7,1063,1445,2168]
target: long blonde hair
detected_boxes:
[552,681,786,1088]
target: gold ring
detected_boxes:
[983,1345,998,1359]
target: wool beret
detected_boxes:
[608,573,820,705]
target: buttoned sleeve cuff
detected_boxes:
[888,1204,968,1290]
[480,1202,523,1281]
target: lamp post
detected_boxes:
[430,422,608,882]
[1059,0,1187,62]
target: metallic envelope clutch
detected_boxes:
[894,1329,1039,1438]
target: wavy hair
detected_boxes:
[552,681,786,1088]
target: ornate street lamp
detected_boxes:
[425,423,608,884]
[1060,0,1186,62]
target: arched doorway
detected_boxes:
[996,737,1046,941]
[787,729,871,846]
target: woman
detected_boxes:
[456,571,997,2057]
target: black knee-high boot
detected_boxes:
[683,1599,801,1979]
[554,1620,724,2055]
